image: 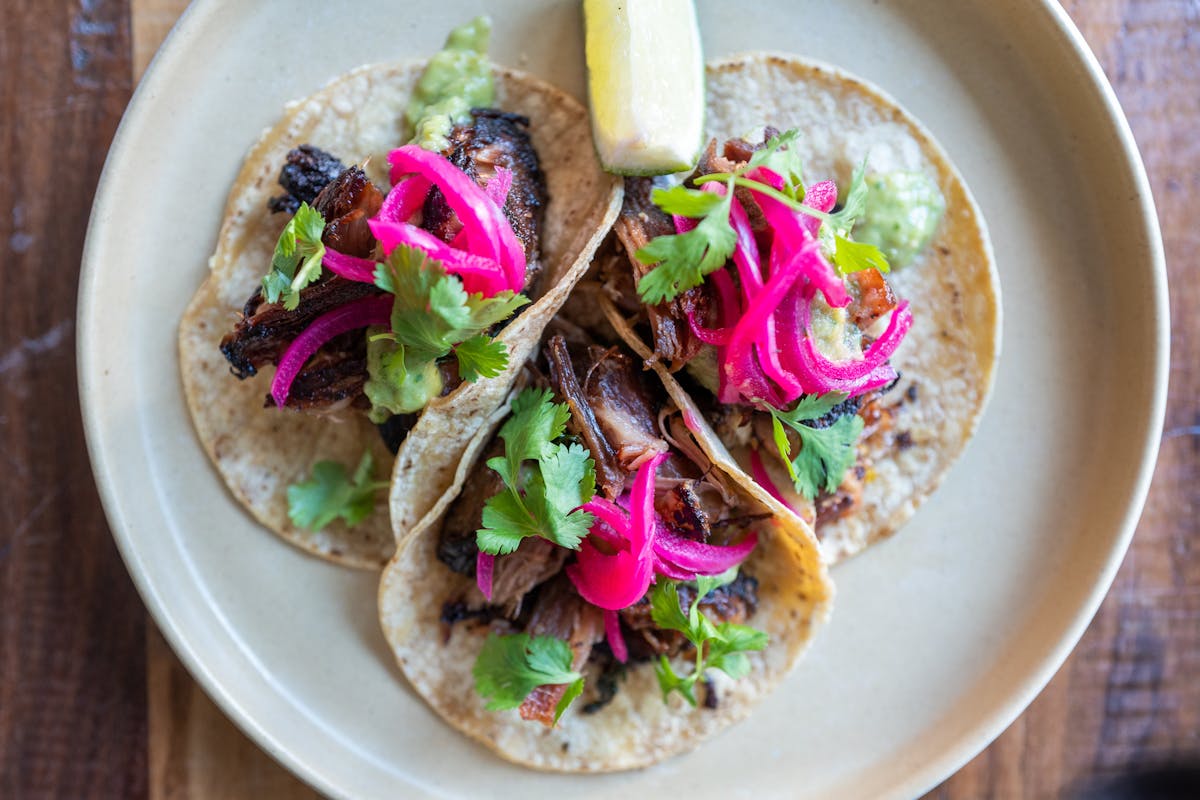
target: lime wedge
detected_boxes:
[584,0,705,175]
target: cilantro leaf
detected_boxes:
[828,159,869,235]
[286,451,386,532]
[747,129,806,199]
[475,389,596,555]
[364,245,528,421]
[262,203,327,310]
[768,394,864,499]
[649,185,726,217]
[832,233,891,276]
[554,677,586,724]
[454,334,508,382]
[472,632,583,715]
[635,182,736,304]
[498,388,571,478]
[649,572,769,706]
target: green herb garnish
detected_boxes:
[634,134,891,305]
[286,451,387,532]
[767,393,864,500]
[262,202,327,310]
[472,632,585,723]
[475,388,597,556]
[364,245,528,420]
[650,568,769,706]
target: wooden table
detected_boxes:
[1,1,1195,797]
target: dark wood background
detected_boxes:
[0,0,1195,797]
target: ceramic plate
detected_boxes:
[79,1,1166,797]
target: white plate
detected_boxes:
[79,1,1167,797]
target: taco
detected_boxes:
[597,53,1001,564]
[378,302,831,771]
[179,18,622,568]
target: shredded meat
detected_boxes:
[581,346,668,473]
[267,144,346,214]
[490,538,570,617]
[438,439,505,575]
[656,480,712,541]
[311,165,383,258]
[518,577,604,725]
[611,178,707,369]
[545,336,626,498]
[219,278,378,380]
[423,108,547,291]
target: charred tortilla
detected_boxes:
[179,63,622,569]
[602,53,1000,564]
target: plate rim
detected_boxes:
[76,0,1169,797]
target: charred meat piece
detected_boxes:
[377,412,418,454]
[545,335,626,499]
[422,109,547,290]
[581,345,669,473]
[518,576,604,726]
[816,466,864,528]
[619,572,759,661]
[612,177,706,369]
[220,277,379,380]
[489,538,569,617]
[311,165,384,258]
[656,480,712,542]
[438,438,506,575]
[267,144,346,214]
[273,330,369,411]
[847,268,898,331]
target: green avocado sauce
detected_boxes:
[854,170,945,269]
[407,16,495,152]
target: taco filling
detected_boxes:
[602,128,947,535]
[434,332,772,720]
[212,18,561,524]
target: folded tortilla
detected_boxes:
[603,53,1001,564]
[378,331,832,771]
[179,63,622,569]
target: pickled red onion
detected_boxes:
[368,218,509,296]
[604,610,628,663]
[386,146,525,292]
[270,295,393,407]
[476,551,495,601]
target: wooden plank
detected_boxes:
[0,0,147,797]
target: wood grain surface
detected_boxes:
[0,1,1195,798]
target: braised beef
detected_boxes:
[311,165,384,258]
[580,345,668,472]
[219,277,379,381]
[545,336,626,499]
[611,178,706,368]
[422,109,547,291]
[267,144,346,214]
[518,576,604,726]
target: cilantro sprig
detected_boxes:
[633,131,890,304]
[286,451,387,532]
[767,393,864,500]
[650,568,769,706]
[364,245,529,421]
[475,388,597,556]
[472,632,584,724]
[262,202,327,310]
